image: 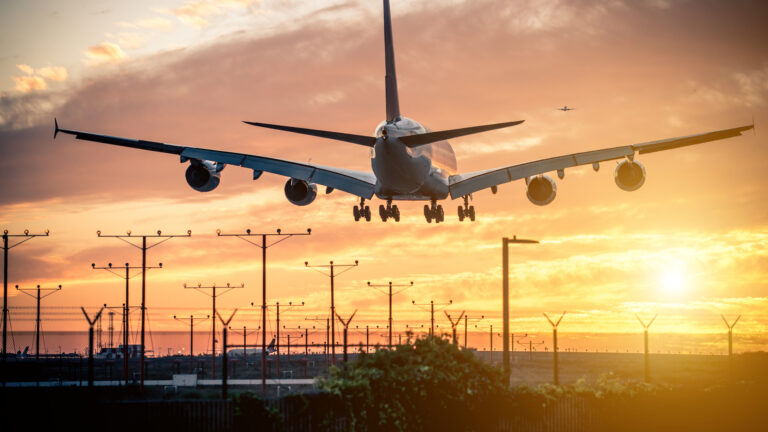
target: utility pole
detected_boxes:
[96,229,190,391]
[511,333,528,363]
[544,312,566,385]
[476,323,499,362]
[174,314,210,373]
[283,324,310,357]
[216,309,237,400]
[721,314,741,380]
[2,228,49,380]
[93,262,157,384]
[306,316,329,364]
[636,314,657,383]
[81,306,104,388]
[14,284,61,360]
[503,235,539,381]
[463,315,484,349]
[412,299,452,337]
[306,260,359,365]
[335,310,358,363]
[444,310,466,346]
[518,338,544,360]
[229,325,259,368]
[108,311,114,349]
[257,301,303,379]
[217,227,311,394]
[367,281,413,349]
[185,282,243,379]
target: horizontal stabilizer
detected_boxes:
[243,121,377,147]
[399,120,524,148]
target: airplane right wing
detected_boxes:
[448,124,754,199]
[55,121,377,199]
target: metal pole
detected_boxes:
[287,334,291,363]
[222,326,228,400]
[330,263,335,364]
[644,328,649,383]
[243,326,247,368]
[343,327,348,363]
[389,282,393,349]
[261,235,266,393]
[124,264,129,385]
[276,302,280,378]
[212,284,216,379]
[35,285,41,360]
[191,316,195,373]
[464,315,468,349]
[305,328,308,356]
[366,325,370,353]
[502,237,509,378]
[88,323,95,387]
[490,324,493,363]
[553,327,559,385]
[2,233,7,367]
[430,300,434,337]
[140,236,146,391]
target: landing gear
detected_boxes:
[379,200,401,222]
[458,196,475,222]
[424,200,444,223]
[353,198,371,222]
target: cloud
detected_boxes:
[12,75,47,93]
[136,17,174,30]
[85,42,126,63]
[168,0,256,28]
[36,66,68,82]
[16,64,34,75]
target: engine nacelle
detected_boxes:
[526,175,557,206]
[284,178,317,206]
[614,159,646,192]
[185,159,223,192]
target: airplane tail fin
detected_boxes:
[383,0,400,122]
[267,338,276,352]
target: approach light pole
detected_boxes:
[254,300,304,378]
[306,260,359,365]
[503,235,539,381]
[215,309,237,400]
[185,282,244,379]
[81,306,104,387]
[335,310,358,363]
[93,262,159,384]
[96,229,190,390]
[721,314,741,380]
[15,284,61,360]
[2,228,49,378]
[464,315,484,349]
[412,299,452,338]
[367,281,413,349]
[635,313,657,383]
[444,310,466,346]
[544,312,566,385]
[174,314,210,373]
[217,227,311,394]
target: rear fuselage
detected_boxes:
[371,117,457,200]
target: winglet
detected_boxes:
[54,118,59,139]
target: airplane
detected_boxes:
[54,0,754,224]
[557,106,575,111]
[228,338,277,356]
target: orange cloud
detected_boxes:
[12,75,47,92]
[170,0,256,28]
[85,42,126,63]
[36,66,68,82]
[16,64,34,75]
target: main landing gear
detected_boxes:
[353,198,371,222]
[423,200,444,223]
[458,195,475,222]
[379,200,401,222]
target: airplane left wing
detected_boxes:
[448,124,753,199]
[55,121,377,198]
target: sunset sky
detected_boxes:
[1,0,767,355]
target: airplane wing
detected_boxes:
[448,124,754,199]
[55,121,377,199]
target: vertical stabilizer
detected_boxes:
[383,0,401,122]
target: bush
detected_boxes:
[317,335,513,431]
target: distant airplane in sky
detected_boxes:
[55,0,754,224]
[557,106,575,111]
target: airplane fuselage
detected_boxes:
[371,116,457,200]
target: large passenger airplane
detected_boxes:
[55,0,753,224]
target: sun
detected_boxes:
[659,266,688,295]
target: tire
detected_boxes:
[458,206,464,221]
[469,206,476,221]
[353,206,360,221]
[393,206,400,222]
[379,204,387,221]
[364,206,371,221]
[437,205,444,222]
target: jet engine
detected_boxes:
[614,159,646,191]
[526,175,557,206]
[284,178,317,206]
[185,159,224,192]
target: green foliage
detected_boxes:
[233,392,283,432]
[317,335,513,431]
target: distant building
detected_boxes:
[96,345,142,359]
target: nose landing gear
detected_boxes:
[353,198,371,222]
[424,200,444,223]
[379,200,400,222]
[457,195,475,222]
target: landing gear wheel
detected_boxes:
[379,204,388,222]
[468,205,476,221]
[353,206,361,221]
[424,204,432,223]
[436,205,444,223]
[364,205,371,221]
[393,205,400,222]
[458,206,465,222]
